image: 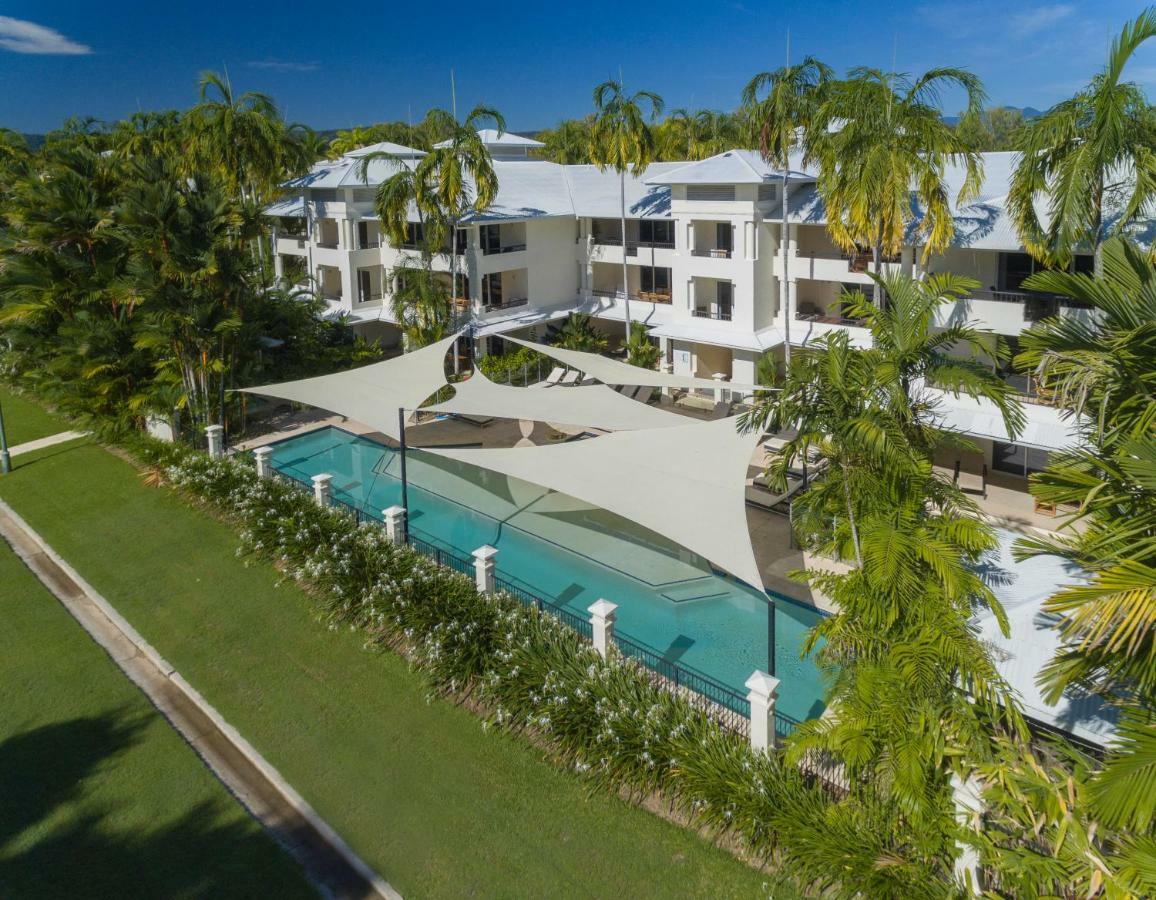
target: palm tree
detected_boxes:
[743,57,833,365]
[185,71,287,207]
[845,271,1026,442]
[418,105,505,333]
[810,67,986,306]
[1013,237,1156,836]
[552,313,608,353]
[589,80,664,351]
[1009,8,1156,269]
[537,118,592,163]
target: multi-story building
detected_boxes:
[269,135,1107,529]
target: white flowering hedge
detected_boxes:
[135,440,939,893]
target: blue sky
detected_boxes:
[3,1,1155,133]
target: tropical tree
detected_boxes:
[625,321,661,369]
[810,66,986,305]
[743,57,833,363]
[551,313,607,353]
[184,71,288,207]
[954,106,1025,151]
[536,118,592,163]
[1009,8,1156,269]
[417,104,505,333]
[388,260,454,349]
[846,271,1026,442]
[1013,237,1156,843]
[589,80,664,350]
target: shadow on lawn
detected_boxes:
[0,711,313,899]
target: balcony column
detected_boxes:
[901,245,915,277]
[744,220,755,261]
[951,772,984,895]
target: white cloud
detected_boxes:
[1009,4,1074,37]
[247,59,319,73]
[0,16,92,55]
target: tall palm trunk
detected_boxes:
[620,170,631,356]
[781,168,791,368]
[873,220,885,310]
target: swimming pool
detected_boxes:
[266,426,829,724]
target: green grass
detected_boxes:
[0,385,73,447]
[0,439,773,899]
[0,537,316,898]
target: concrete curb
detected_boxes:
[0,497,400,900]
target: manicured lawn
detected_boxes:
[0,438,772,899]
[0,538,315,898]
[0,385,72,447]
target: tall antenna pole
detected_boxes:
[450,69,457,120]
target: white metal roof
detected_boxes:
[933,392,1079,452]
[564,163,681,219]
[645,149,813,185]
[344,140,426,159]
[435,129,545,149]
[647,320,786,353]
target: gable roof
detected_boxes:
[645,149,814,185]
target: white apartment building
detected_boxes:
[268,134,1107,529]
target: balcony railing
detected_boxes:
[690,248,733,259]
[356,292,383,304]
[481,297,529,313]
[316,240,339,250]
[482,243,527,255]
[592,288,672,304]
[593,237,676,256]
[357,240,381,249]
[795,310,867,327]
[966,289,1091,322]
[693,306,733,321]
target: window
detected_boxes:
[999,252,1036,291]
[993,441,1049,477]
[402,223,424,248]
[757,183,776,203]
[357,220,378,248]
[716,222,733,252]
[638,219,673,245]
[482,272,503,308]
[717,281,733,315]
[641,267,671,293]
[480,224,501,254]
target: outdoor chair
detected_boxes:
[560,370,581,386]
[615,384,633,395]
[542,367,565,386]
[955,460,988,499]
[631,385,655,403]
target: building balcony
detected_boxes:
[693,306,733,322]
[795,309,866,328]
[482,242,527,255]
[592,288,673,304]
[594,237,677,255]
[690,248,733,259]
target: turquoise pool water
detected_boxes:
[267,426,829,723]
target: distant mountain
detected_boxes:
[942,106,1043,126]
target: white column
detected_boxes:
[311,473,333,507]
[253,446,273,478]
[661,361,674,399]
[901,245,915,277]
[382,506,407,545]
[745,670,781,752]
[952,773,984,895]
[205,424,224,458]
[587,599,618,659]
[712,372,727,405]
[473,545,498,594]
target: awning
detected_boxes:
[473,305,576,338]
[240,333,458,439]
[934,393,1080,452]
[646,321,785,354]
[427,415,765,588]
[427,368,687,431]
[506,336,766,394]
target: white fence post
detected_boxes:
[382,506,407,545]
[205,424,224,458]
[587,600,618,659]
[472,545,497,594]
[253,446,273,479]
[311,473,333,507]
[745,670,781,752]
[952,772,984,895]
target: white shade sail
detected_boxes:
[505,336,764,394]
[427,415,765,589]
[240,333,457,439]
[427,368,687,431]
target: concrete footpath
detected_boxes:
[0,498,400,900]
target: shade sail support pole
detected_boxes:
[398,407,409,519]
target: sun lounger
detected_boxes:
[615,384,633,395]
[631,385,655,403]
[560,370,581,386]
[956,462,987,498]
[542,367,565,386]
